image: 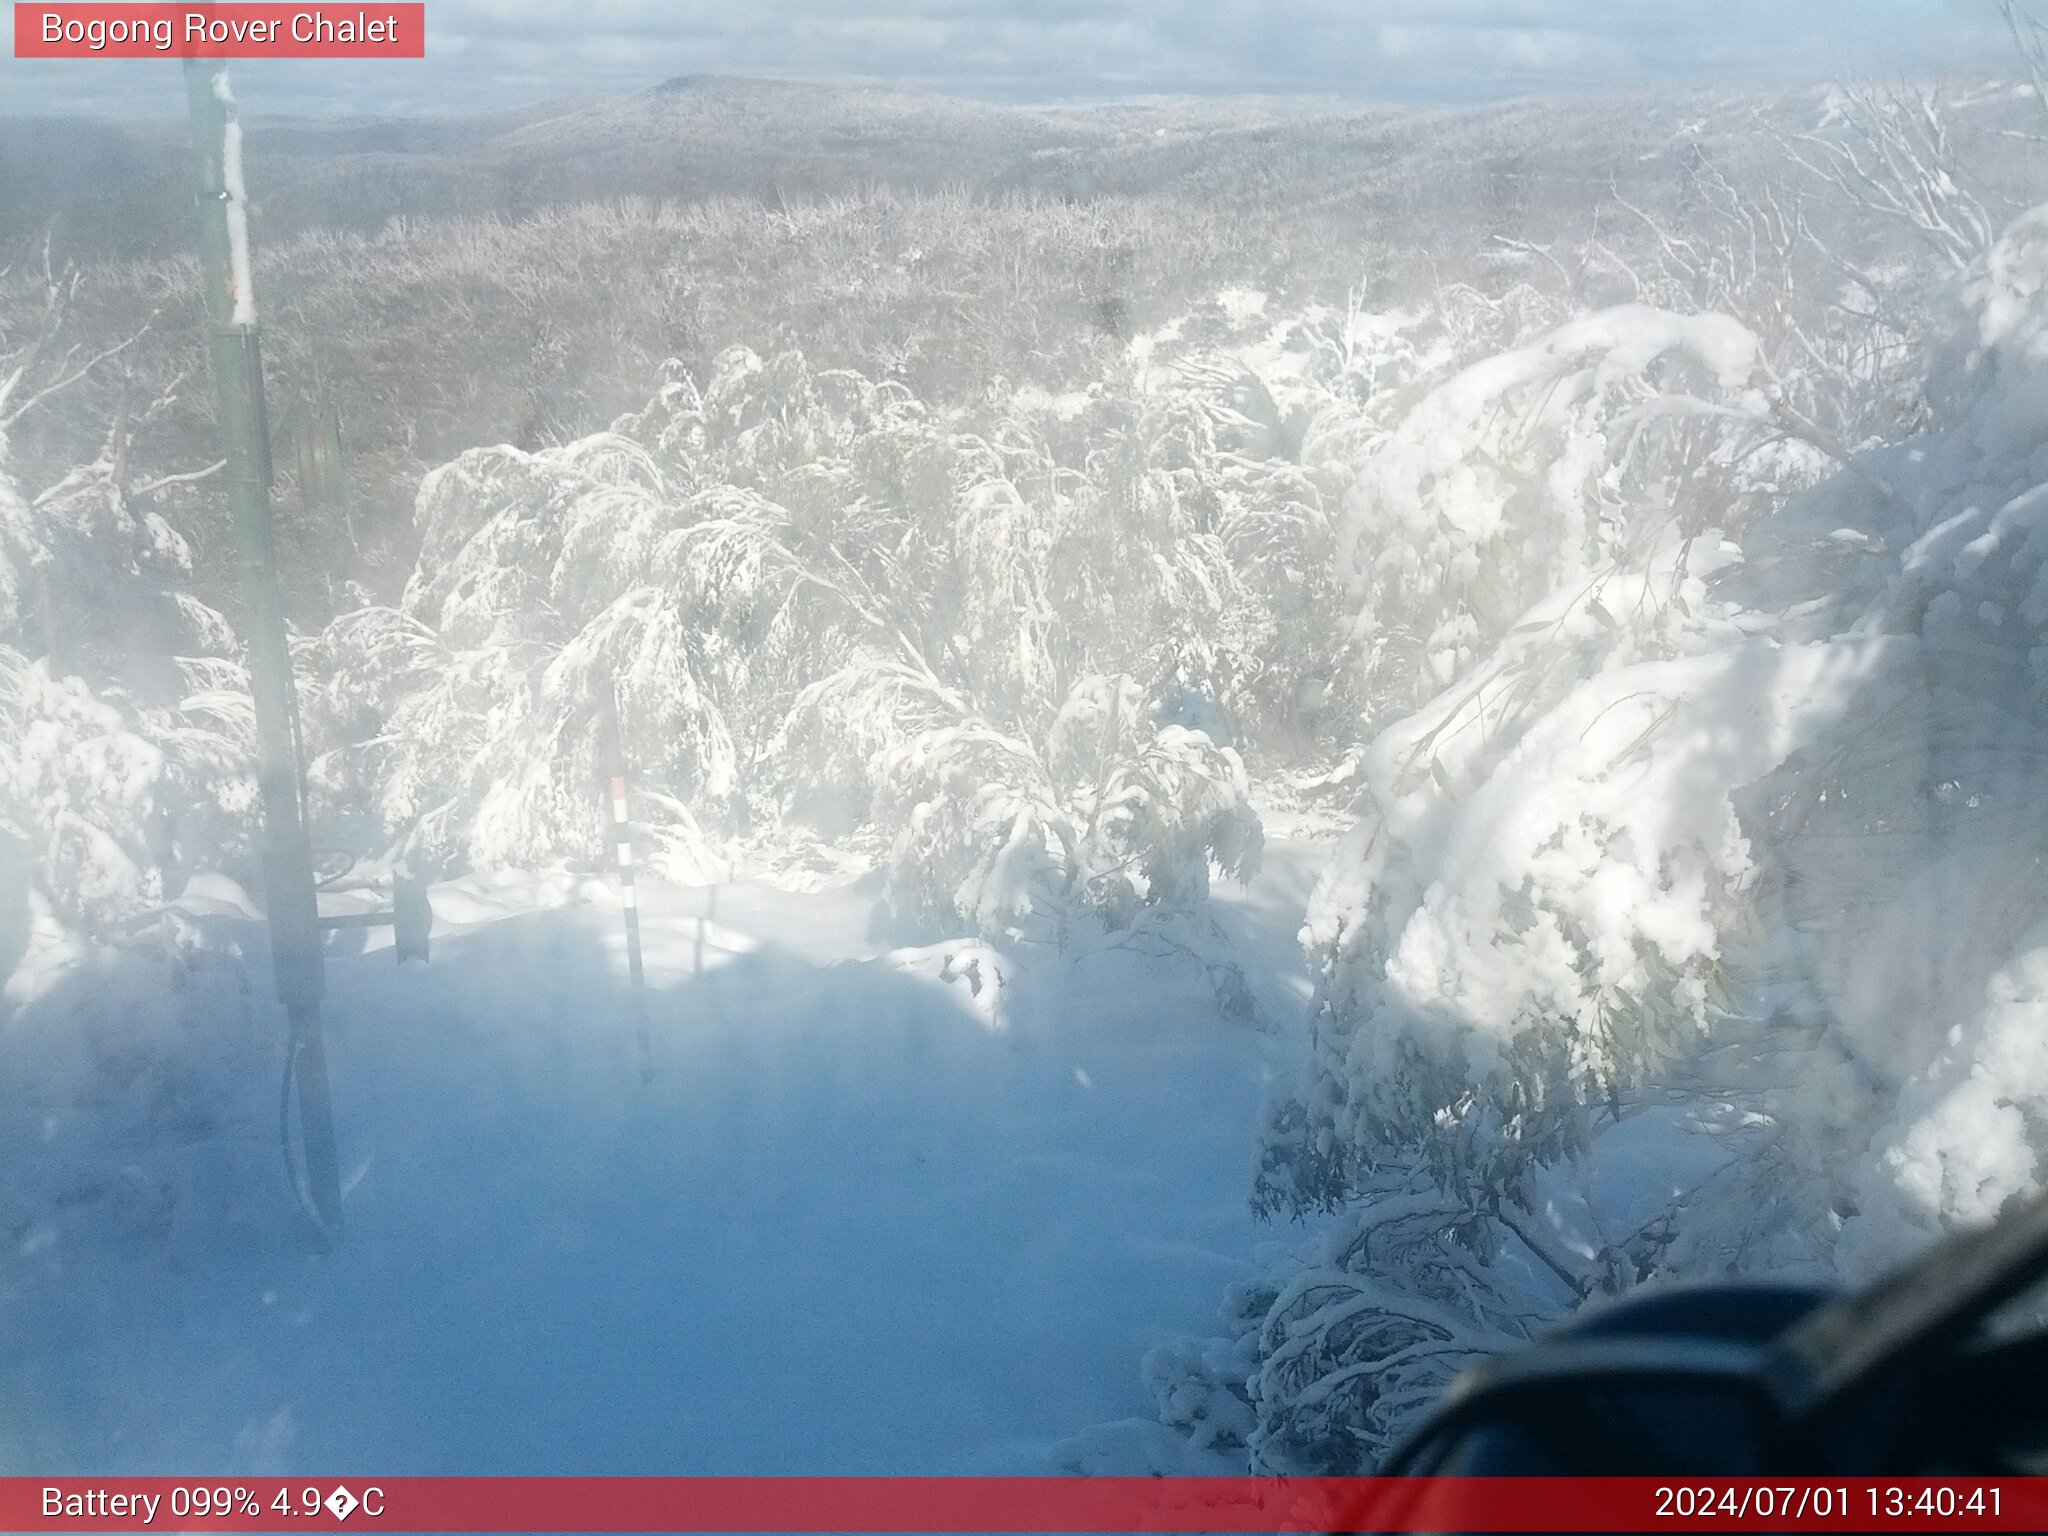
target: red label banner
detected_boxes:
[13,4,426,58]
[2,1477,2046,1532]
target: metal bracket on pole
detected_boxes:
[319,876,434,963]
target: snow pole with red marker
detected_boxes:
[598,690,652,1083]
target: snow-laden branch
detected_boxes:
[1762,87,1993,272]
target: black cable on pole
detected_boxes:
[278,1039,337,1251]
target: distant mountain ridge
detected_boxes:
[7,71,2038,323]
[0,72,1874,263]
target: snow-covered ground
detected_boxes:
[0,842,1326,1475]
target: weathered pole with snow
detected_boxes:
[184,57,343,1245]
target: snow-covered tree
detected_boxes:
[0,292,252,932]
[1195,200,2048,1474]
[1132,1165,1555,1474]
[309,346,1295,933]
[1337,302,1770,727]
[869,675,1262,947]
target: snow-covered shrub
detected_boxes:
[1601,145,1941,487]
[1070,1164,1557,1476]
[309,350,963,870]
[0,390,254,931]
[1,655,172,927]
[1239,1171,1550,1472]
[1081,725,1262,913]
[316,442,783,869]
[1292,630,1885,1204]
[1338,304,1769,725]
[1802,202,2048,1272]
[0,654,257,931]
[12,439,237,691]
[775,659,963,834]
[1202,202,2048,1472]
[871,724,1074,944]
[310,344,1302,924]
[869,676,1262,947]
[296,603,454,839]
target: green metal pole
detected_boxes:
[183,58,343,1245]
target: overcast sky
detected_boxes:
[0,0,2019,118]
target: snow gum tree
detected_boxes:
[306,344,1327,955]
[0,291,252,933]
[1134,204,2048,1476]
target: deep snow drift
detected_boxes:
[0,844,1320,1474]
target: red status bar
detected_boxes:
[3,1477,2047,1532]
